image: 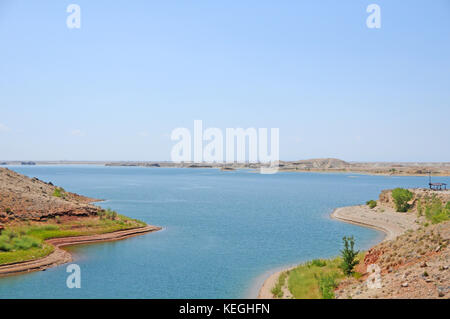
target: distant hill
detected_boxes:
[287,158,350,169]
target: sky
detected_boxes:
[0,0,449,162]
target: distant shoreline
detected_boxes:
[2,160,450,177]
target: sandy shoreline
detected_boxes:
[0,225,161,277]
[257,205,420,298]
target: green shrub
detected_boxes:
[317,273,338,299]
[421,196,449,224]
[0,240,13,252]
[0,230,42,252]
[271,272,288,298]
[101,209,118,220]
[310,259,327,267]
[391,188,413,212]
[52,187,65,198]
[12,236,40,250]
[426,198,449,224]
[339,236,359,276]
[366,200,377,209]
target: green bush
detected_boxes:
[310,259,327,267]
[366,200,377,209]
[425,197,450,224]
[0,230,42,252]
[391,188,413,212]
[99,209,119,221]
[317,273,338,299]
[271,272,288,298]
[0,240,13,252]
[339,236,359,276]
[12,236,40,250]
[52,187,65,198]
[418,196,449,224]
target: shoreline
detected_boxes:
[257,204,420,299]
[0,225,161,277]
[2,163,450,177]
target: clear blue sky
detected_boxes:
[1,0,449,161]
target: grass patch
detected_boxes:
[0,244,54,265]
[317,273,339,299]
[287,253,365,299]
[310,259,327,267]
[0,229,42,252]
[52,187,66,198]
[287,257,344,299]
[418,195,450,224]
[0,211,147,265]
[271,271,288,298]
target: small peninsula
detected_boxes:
[0,168,161,276]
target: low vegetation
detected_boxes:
[366,200,377,209]
[317,273,339,299]
[391,188,413,212]
[280,237,364,299]
[417,195,450,224]
[0,229,41,252]
[271,271,288,298]
[52,187,66,198]
[0,210,146,265]
[287,257,345,299]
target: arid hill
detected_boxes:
[335,189,449,299]
[0,168,99,223]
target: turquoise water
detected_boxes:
[1,166,446,298]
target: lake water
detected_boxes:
[1,165,445,298]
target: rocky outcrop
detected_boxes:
[0,168,100,223]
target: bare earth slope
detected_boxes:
[0,167,99,223]
[334,189,450,299]
[335,221,449,299]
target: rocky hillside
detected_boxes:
[335,189,449,299]
[0,168,99,223]
[336,221,449,299]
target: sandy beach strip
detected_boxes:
[257,266,296,299]
[331,205,419,242]
[257,205,419,299]
[0,225,161,277]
